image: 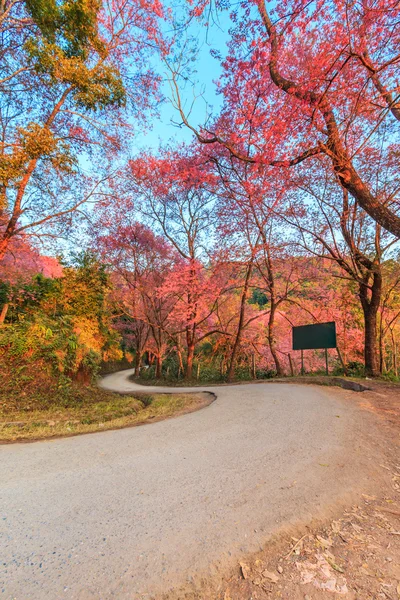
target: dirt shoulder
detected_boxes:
[285,376,400,429]
[163,382,400,600]
[354,381,400,431]
[178,490,400,600]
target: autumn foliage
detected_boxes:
[0,0,399,387]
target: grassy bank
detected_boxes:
[135,373,400,390]
[0,383,213,443]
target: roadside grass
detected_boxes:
[134,376,212,387]
[0,384,212,442]
[134,373,400,390]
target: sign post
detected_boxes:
[292,322,337,375]
[325,348,328,375]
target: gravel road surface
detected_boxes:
[1,370,381,599]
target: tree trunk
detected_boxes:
[226,335,241,382]
[259,242,283,376]
[390,329,398,376]
[155,355,162,379]
[251,353,256,379]
[363,307,379,376]
[134,351,142,377]
[378,317,385,375]
[0,303,8,325]
[175,334,184,377]
[0,240,10,263]
[288,353,294,376]
[177,350,184,375]
[359,270,381,377]
[227,260,253,382]
[220,356,225,376]
[267,303,283,375]
[185,342,195,380]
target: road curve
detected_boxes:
[1,370,379,599]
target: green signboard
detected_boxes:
[292,322,337,351]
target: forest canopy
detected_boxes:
[1,0,399,389]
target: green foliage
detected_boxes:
[233,366,254,380]
[60,251,109,319]
[4,273,58,321]
[249,289,268,307]
[0,253,122,398]
[25,0,104,59]
[381,372,400,382]
[255,368,277,379]
[0,281,10,306]
[195,364,225,382]
[20,123,58,158]
[26,40,126,110]
[346,361,366,377]
[157,354,181,380]
[0,121,75,189]
[0,315,80,377]
[139,365,157,380]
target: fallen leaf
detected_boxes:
[331,520,342,533]
[284,534,307,559]
[317,535,333,548]
[325,556,345,573]
[254,559,263,572]
[240,562,250,580]
[262,569,279,583]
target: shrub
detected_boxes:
[195,364,225,382]
[255,368,277,379]
[346,361,365,377]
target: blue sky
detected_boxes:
[134,9,233,151]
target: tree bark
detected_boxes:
[261,243,284,376]
[378,322,385,375]
[0,303,8,325]
[155,355,162,379]
[363,307,379,376]
[227,260,253,382]
[134,351,142,377]
[267,303,283,375]
[389,328,397,376]
[220,356,225,376]
[359,271,382,377]
[251,353,256,379]
[185,341,195,380]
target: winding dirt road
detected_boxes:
[1,370,383,599]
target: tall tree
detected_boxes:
[93,209,178,378]
[129,149,231,379]
[212,152,309,376]
[171,0,400,237]
[0,0,163,262]
[289,167,398,376]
